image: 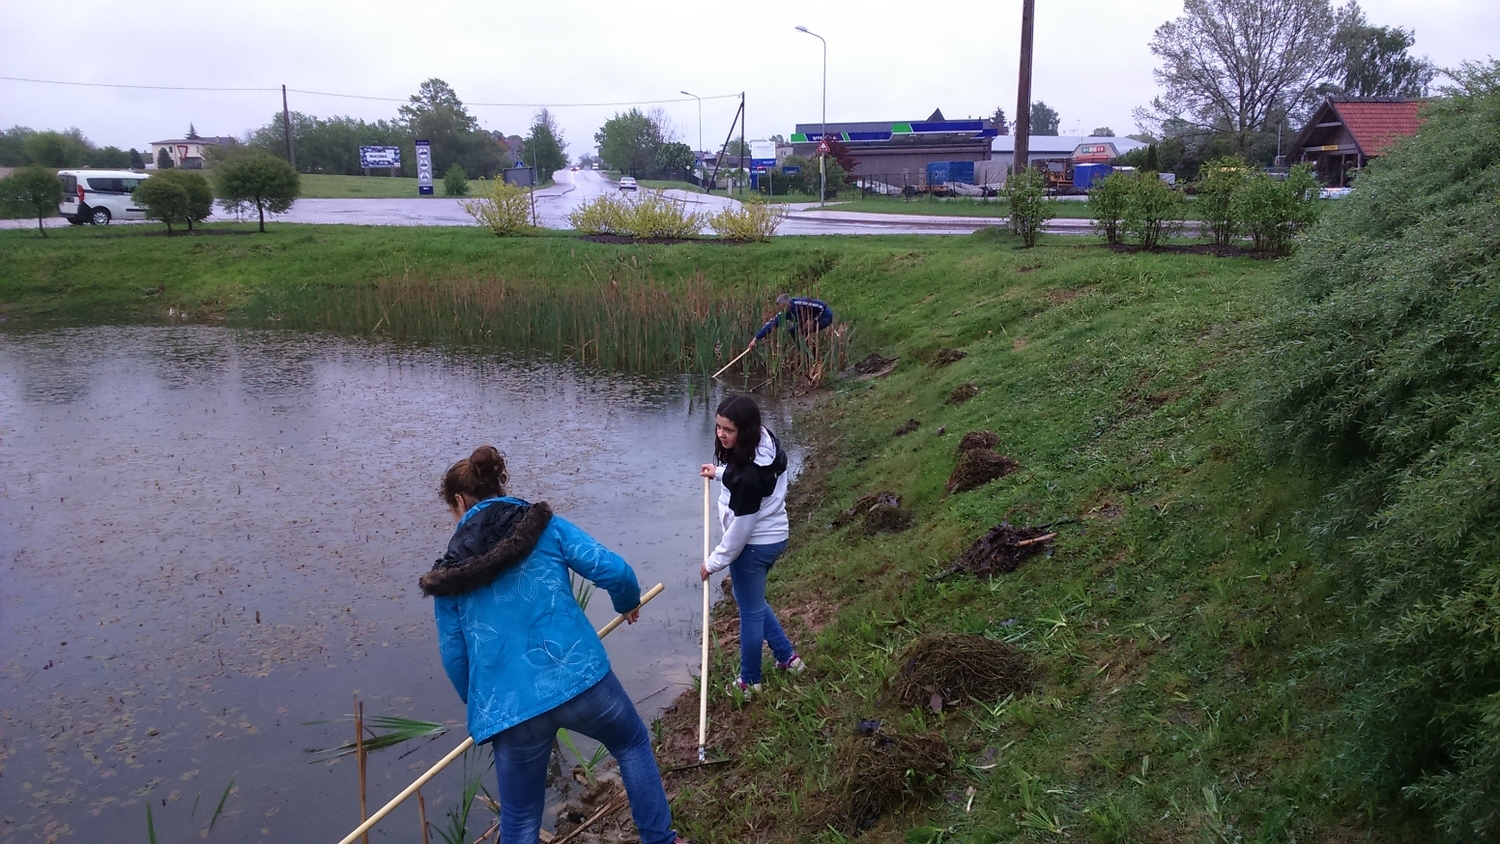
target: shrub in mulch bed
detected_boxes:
[831,491,914,535]
[932,348,967,367]
[946,382,979,405]
[891,418,920,437]
[826,729,953,835]
[891,632,1035,712]
[945,430,1018,494]
[929,521,1057,580]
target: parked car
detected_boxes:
[58,169,149,225]
[618,176,638,192]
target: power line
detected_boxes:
[0,75,742,109]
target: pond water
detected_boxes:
[0,325,795,843]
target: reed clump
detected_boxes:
[255,271,773,375]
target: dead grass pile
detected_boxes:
[831,492,914,535]
[850,353,898,379]
[946,382,979,405]
[932,348,967,367]
[945,430,1018,494]
[891,632,1035,711]
[827,729,952,834]
[930,522,1056,580]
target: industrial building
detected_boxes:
[789,109,996,189]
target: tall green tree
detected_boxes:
[0,165,64,236]
[595,109,664,177]
[24,130,92,167]
[1139,0,1351,152]
[1029,101,1060,135]
[655,141,694,177]
[989,107,1010,135]
[522,109,568,182]
[1331,6,1436,97]
[399,78,501,178]
[1,126,37,166]
[214,151,299,232]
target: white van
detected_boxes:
[57,169,150,225]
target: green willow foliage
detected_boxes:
[1259,60,1500,841]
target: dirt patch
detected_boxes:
[891,418,920,438]
[825,729,952,835]
[946,382,978,405]
[930,522,1056,580]
[891,632,1035,710]
[1012,337,1029,350]
[932,348,967,367]
[945,431,1017,494]
[1106,242,1278,259]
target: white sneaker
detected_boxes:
[776,654,807,674]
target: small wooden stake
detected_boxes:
[356,696,369,844]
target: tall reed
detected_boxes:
[250,271,781,376]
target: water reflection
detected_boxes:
[0,325,792,843]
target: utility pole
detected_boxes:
[281,84,296,170]
[1013,0,1034,176]
[796,26,827,207]
[681,90,703,190]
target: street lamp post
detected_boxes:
[681,90,703,191]
[795,25,827,207]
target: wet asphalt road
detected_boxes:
[3,167,1102,235]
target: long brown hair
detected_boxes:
[440,445,509,509]
[714,395,763,467]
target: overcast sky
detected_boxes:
[3,0,1496,157]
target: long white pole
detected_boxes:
[698,477,711,763]
[336,582,666,844]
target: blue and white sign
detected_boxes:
[359,145,401,168]
[750,139,777,172]
[414,140,434,195]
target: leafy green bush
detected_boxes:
[1232,164,1319,255]
[1122,172,1185,249]
[443,164,470,197]
[214,151,299,233]
[566,193,629,235]
[462,178,535,236]
[0,165,63,236]
[1088,170,1133,245]
[708,197,787,241]
[1002,167,1053,248]
[1258,60,1500,840]
[135,170,213,234]
[1195,157,1248,246]
[619,190,706,239]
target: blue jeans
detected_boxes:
[489,670,676,844]
[728,540,794,684]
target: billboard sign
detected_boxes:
[414,140,433,195]
[359,146,401,168]
[749,138,777,172]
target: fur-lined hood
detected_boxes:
[420,499,554,597]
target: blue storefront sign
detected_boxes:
[414,140,434,195]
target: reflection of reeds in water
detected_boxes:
[251,272,779,376]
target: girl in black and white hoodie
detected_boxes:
[698,395,806,696]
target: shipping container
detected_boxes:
[1073,163,1113,190]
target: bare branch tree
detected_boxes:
[1140,0,1347,151]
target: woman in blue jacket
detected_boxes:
[421,445,686,844]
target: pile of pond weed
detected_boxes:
[945,430,1018,494]
[931,348,967,367]
[824,727,953,836]
[891,632,1035,712]
[930,521,1057,580]
[946,382,979,405]
[831,491,914,535]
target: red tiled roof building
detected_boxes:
[1290,98,1426,186]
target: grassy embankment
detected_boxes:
[0,224,1400,842]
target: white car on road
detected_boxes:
[58,169,149,225]
[618,176,638,192]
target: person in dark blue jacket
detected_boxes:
[421,445,687,844]
[748,293,834,349]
